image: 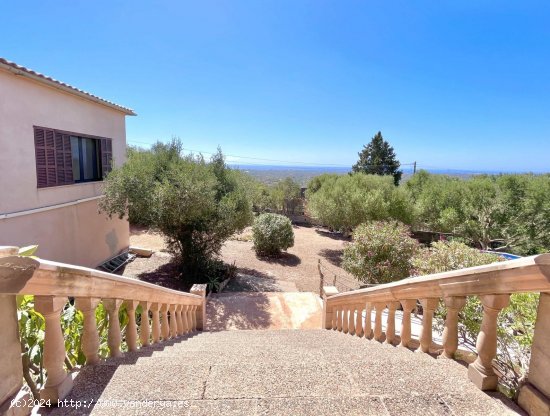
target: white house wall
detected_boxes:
[0,67,130,267]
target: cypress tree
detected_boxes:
[352,131,402,185]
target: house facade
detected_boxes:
[0,58,135,267]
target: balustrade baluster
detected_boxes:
[125,300,139,352]
[373,302,386,341]
[150,303,161,343]
[139,301,151,347]
[385,301,400,345]
[34,296,73,401]
[336,308,343,332]
[181,305,189,333]
[169,304,178,338]
[161,304,170,339]
[468,294,510,390]
[355,304,364,337]
[417,298,439,353]
[399,299,416,348]
[103,299,123,357]
[348,306,356,335]
[342,307,349,334]
[442,296,466,358]
[75,297,101,365]
[187,305,194,332]
[331,307,337,330]
[176,305,184,335]
[191,306,198,331]
[364,302,373,339]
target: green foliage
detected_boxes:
[411,240,501,274]
[18,245,39,257]
[100,140,253,279]
[307,173,414,232]
[231,174,303,215]
[17,295,121,399]
[406,171,550,254]
[342,221,420,284]
[412,241,536,397]
[352,131,402,185]
[272,177,302,214]
[232,170,277,213]
[252,213,295,256]
[306,173,336,195]
[203,259,237,293]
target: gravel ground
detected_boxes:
[121,227,189,291]
[125,225,361,294]
[221,225,361,293]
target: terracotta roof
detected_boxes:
[0,57,136,116]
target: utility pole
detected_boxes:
[413,161,417,175]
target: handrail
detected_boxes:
[0,256,203,305]
[0,246,207,412]
[321,253,550,413]
[326,254,550,306]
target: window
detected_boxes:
[34,127,113,188]
[70,136,101,182]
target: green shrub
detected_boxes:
[252,213,294,256]
[411,240,501,274]
[412,241,536,398]
[307,173,414,233]
[342,221,420,284]
[406,171,550,255]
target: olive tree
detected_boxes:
[99,140,253,280]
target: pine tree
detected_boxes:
[352,131,402,185]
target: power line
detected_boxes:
[127,140,416,169]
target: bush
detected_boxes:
[406,170,550,254]
[307,173,414,233]
[411,240,501,275]
[252,213,294,256]
[412,241,536,397]
[342,221,420,284]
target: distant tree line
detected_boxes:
[306,169,550,256]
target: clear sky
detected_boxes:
[2,1,549,171]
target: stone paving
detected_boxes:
[42,330,522,415]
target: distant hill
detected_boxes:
[230,165,351,186]
[229,164,546,186]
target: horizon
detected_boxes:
[228,163,549,175]
[2,1,550,172]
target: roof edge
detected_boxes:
[0,58,136,116]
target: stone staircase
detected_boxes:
[44,329,520,415]
[5,249,549,416]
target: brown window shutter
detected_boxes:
[34,128,48,188]
[34,127,57,188]
[54,132,74,185]
[100,138,113,178]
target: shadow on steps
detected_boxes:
[39,333,201,416]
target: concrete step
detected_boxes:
[42,325,521,415]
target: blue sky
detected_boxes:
[2,1,550,171]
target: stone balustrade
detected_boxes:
[322,254,550,415]
[0,246,206,413]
